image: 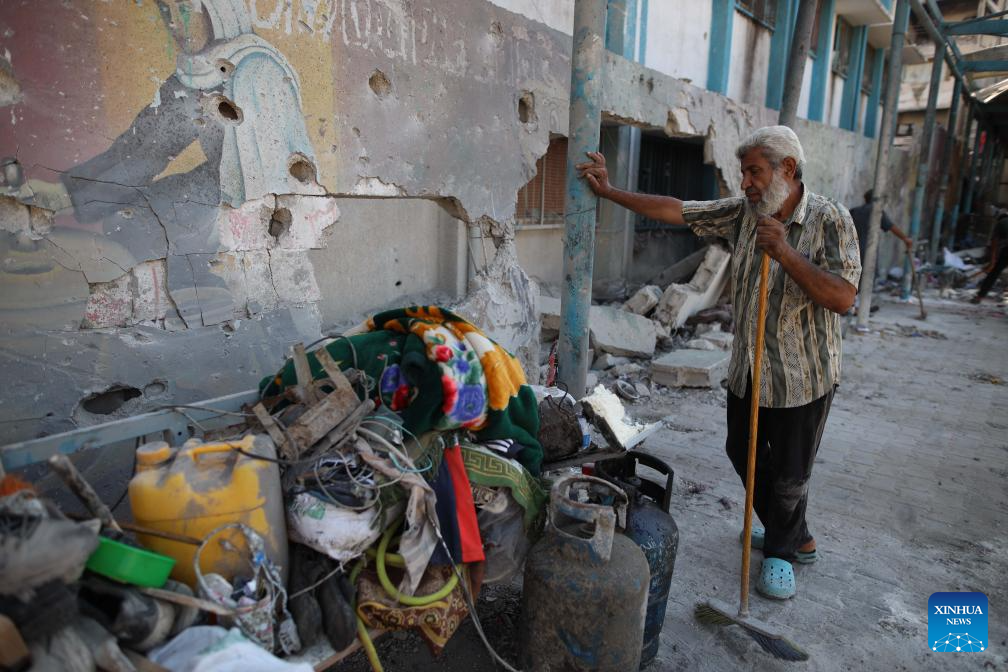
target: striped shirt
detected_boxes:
[681,187,861,408]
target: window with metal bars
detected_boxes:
[736,0,778,30]
[515,138,567,226]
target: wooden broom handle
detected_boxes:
[740,253,770,617]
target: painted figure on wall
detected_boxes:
[1,0,320,329]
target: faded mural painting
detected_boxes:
[0,0,563,441]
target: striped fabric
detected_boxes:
[681,188,861,408]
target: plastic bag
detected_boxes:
[148,626,313,672]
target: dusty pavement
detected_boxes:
[338,293,1008,672]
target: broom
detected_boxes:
[694,253,809,662]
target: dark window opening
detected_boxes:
[862,47,876,94]
[636,135,717,232]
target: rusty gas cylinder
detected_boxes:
[596,451,679,668]
[518,474,649,671]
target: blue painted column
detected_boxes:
[766,0,798,109]
[807,0,836,122]
[863,46,886,137]
[929,77,961,262]
[839,27,868,131]
[707,0,735,94]
[901,41,945,300]
[558,0,607,396]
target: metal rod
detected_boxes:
[540,145,547,227]
[963,120,985,216]
[912,1,966,88]
[857,0,910,330]
[901,39,945,300]
[930,77,962,263]
[948,110,974,238]
[778,0,817,127]
[558,0,606,397]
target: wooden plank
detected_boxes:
[287,389,361,453]
[253,403,290,458]
[314,348,354,394]
[292,343,313,387]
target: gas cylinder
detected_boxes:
[128,435,287,588]
[518,474,649,671]
[596,451,679,669]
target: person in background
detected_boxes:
[848,189,912,313]
[970,211,1008,304]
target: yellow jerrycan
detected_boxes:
[128,435,288,588]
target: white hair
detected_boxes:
[736,125,806,179]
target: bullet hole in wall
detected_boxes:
[518,91,535,124]
[269,207,292,240]
[288,153,316,183]
[369,69,392,98]
[216,58,235,78]
[217,99,241,122]
[81,385,142,415]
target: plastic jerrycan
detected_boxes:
[518,474,649,671]
[128,435,287,589]
[596,450,680,669]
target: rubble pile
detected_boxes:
[540,243,736,398]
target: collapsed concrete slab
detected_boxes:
[647,246,709,288]
[593,353,630,370]
[651,349,729,388]
[623,285,662,316]
[654,246,731,328]
[590,305,657,358]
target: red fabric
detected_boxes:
[443,443,485,563]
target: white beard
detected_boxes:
[746,169,791,217]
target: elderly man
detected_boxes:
[577,126,860,600]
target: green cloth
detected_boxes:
[460,442,546,532]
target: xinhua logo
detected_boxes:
[928,592,988,653]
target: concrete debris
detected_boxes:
[623,285,662,316]
[651,349,729,389]
[654,246,731,328]
[646,245,709,288]
[592,353,630,371]
[589,305,657,358]
[610,363,644,377]
[687,330,733,352]
[633,382,651,399]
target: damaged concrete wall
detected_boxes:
[0,0,569,443]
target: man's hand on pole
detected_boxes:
[575,152,613,198]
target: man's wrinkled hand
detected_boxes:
[756,215,789,260]
[575,151,612,198]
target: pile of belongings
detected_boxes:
[0,306,546,672]
[255,307,547,661]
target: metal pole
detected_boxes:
[778,0,818,127]
[929,78,962,263]
[948,110,974,241]
[901,40,945,300]
[857,0,910,330]
[558,0,606,397]
[962,120,984,216]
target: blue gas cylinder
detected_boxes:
[597,451,679,669]
[518,474,650,671]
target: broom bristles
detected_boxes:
[694,600,809,662]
